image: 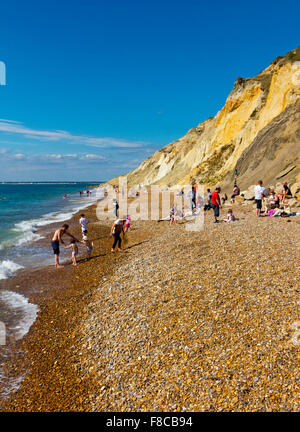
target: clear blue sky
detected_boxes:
[0,0,299,181]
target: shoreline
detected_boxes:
[1,200,300,411]
[0,199,108,405]
[0,192,145,409]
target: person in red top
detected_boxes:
[211,187,222,223]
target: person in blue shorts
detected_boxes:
[51,224,79,268]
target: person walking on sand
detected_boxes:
[254,180,264,217]
[110,218,125,252]
[211,187,222,223]
[64,239,79,266]
[51,224,79,268]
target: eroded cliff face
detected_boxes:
[112,47,300,193]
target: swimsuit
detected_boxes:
[51,240,60,255]
[255,199,262,209]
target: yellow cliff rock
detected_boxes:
[110,47,300,192]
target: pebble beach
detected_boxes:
[1,200,300,412]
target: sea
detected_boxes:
[0,182,103,402]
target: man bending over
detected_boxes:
[51,223,79,268]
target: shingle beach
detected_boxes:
[1,201,300,412]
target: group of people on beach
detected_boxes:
[170,179,295,224]
[51,211,132,268]
[110,216,131,252]
[51,213,94,268]
[253,180,293,217]
[51,179,295,267]
[205,180,294,221]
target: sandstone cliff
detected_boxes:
[112,47,300,195]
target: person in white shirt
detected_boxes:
[79,214,89,233]
[254,181,264,217]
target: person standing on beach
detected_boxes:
[113,199,119,217]
[79,213,89,233]
[204,189,212,211]
[254,180,264,217]
[82,232,94,260]
[211,187,222,223]
[110,218,125,252]
[191,186,196,210]
[187,186,196,211]
[51,224,79,268]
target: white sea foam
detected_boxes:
[13,189,101,233]
[0,290,38,403]
[0,188,102,253]
[0,290,38,340]
[0,374,25,401]
[0,260,23,280]
[0,231,44,251]
[14,211,74,231]
[15,231,43,246]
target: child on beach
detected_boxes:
[64,239,79,266]
[79,214,89,233]
[264,189,279,214]
[169,207,176,225]
[223,209,236,222]
[125,215,131,232]
[82,231,94,260]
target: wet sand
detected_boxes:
[1,200,300,411]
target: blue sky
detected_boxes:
[0,0,299,181]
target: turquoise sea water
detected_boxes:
[0,182,101,277]
[0,182,103,401]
